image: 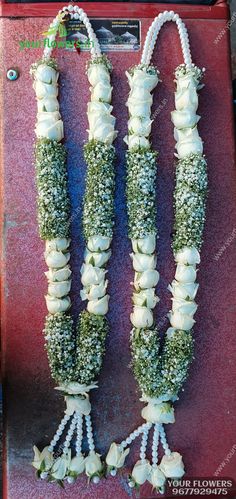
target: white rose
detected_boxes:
[174,125,200,144]
[51,454,70,480]
[45,250,70,269]
[141,401,175,424]
[88,113,115,133]
[89,124,117,145]
[131,253,157,272]
[149,465,166,489]
[45,266,72,282]
[175,264,197,283]
[87,101,112,117]
[87,64,110,86]
[84,248,111,268]
[169,310,195,331]
[132,234,156,254]
[131,459,151,485]
[128,116,152,136]
[91,82,112,103]
[37,111,61,124]
[34,80,58,99]
[171,109,200,129]
[175,87,198,111]
[176,138,203,159]
[133,288,159,309]
[80,280,108,301]
[80,263,106,286]
[87,295,109,315]
[106,443,130,469]
[169,280,199,300]
[48,280,71,298]
[35,64,58,84]
[130,86,153,102]
[45,238,70,252]
[175,247,200,265]
[160,452,185,478]
[127,98,152,117]
[37,96,59,113]
[65,394,91,416]
[85,451,103,477]
[36,119,64,141]
[124,135,150,150]
[130,306,153,328]
[32,446,53,471]
[134,270,160,290]
[126,68,159,91]
[69,455,85,476]
[87,235,111,252]
[45,295,71,313]
[176,74,198,91]
[172,298,197,316]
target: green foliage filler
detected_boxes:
[44,313,75,383]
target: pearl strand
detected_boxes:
[62,412,77,453]
[151,423,159,466]
[159,424,171,456]
[85,414,95,453]
[48,413,71,453]
[75,413,84,456]
[119,422,152,449]
[140,426,150,462]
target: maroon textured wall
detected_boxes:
[1,9,236,499]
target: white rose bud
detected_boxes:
[130,306,153,328]
[175,87,198,111]
[51,454,70,480]
[81,263,106,286]
[132,234,156,254]
[128,116,152,136]
[87,101,112,118]
[87,235,111,252]
[175,264,197,283]
[176,138,203,159]
[127,99,152,118]
[80,280,108,301]
[45,238,70,252]
[149,465,166,489]
[44,250,70,269]
[45,266,72,282]
[84,248,111,267]
[131,459,151,485]
[48,280,71,298]
[85,451,103,477]
[34,80,58,99]
[87,64,110,86]
[134,270,160,290]
[89,124,117,145]
[175,247,200,265]
[169,280,199,300]
[37,96,59,113]
[176,74,198,91]
[141,401,175,424]
[133,288,159,309]
[172,298,197,316]
[160,452,185,478]
[124,134,150,150]
[35,64,58,84]
[174,126,200,144]
[126,68,159,91]
[45,295,71,314]
[171,109,200,129]
[130,253,157,272]
[106,443,130,469]
[36,119,64,141]
[69,455,85,476]
[91,82,112,103]
[169,310,195,331]
[87,295,109,315]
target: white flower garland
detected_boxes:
[106,11,207,493]
[31,5,117,485]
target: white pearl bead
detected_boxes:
[128,481,135,488]
[126,438,132,444]
[92,476,100,484]
[40,472,48,480]
[110,469,117,477]
[67,476,75,484]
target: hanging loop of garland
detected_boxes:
[106,11,207,493]
[31,5,117,485]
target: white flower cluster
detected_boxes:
[44,237,72,313]
[80,235,111,315]
[171,65,204,159]
[130,452,184,488]
[33,64,64,142]
[87,63,117,144]
[125,65,159,149]
[168,247,200,331]
[130,234,159,328]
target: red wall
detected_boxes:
[1,5,236,498]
